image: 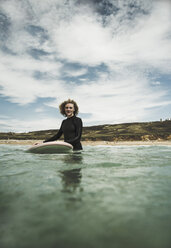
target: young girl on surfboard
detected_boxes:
[42,99,83,151]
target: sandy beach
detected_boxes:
[0,139,171,146]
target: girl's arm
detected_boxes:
[43,121,63,143]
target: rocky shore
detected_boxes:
[1,120,170,146]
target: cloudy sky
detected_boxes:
[0,0,171,132]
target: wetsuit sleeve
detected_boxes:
[65,118,82,145]
[43,121,63,143]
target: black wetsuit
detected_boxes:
[44,116,83,150]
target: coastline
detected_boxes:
[0,139,171,146]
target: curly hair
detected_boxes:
[59,99,79,116]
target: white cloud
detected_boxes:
[0,0,171,131]
[0,116,62,133]
[0,115,9,119]
[152,81,161,85]
[1,52,62,75]
[1,0,171,70]
[0,52,64,104]
[45,70,170,125]
[64,68,88,77]
[53,14,112,65]
[51,0,171,71]
[35,107,45,113]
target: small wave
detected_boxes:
[87,162,122,168]
[0,171,30,178]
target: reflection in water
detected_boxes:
[60,168,82,193]
[60,153,83,193]
[61,152,83,164]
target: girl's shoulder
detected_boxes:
[75,116,82,120]
[74,116,82,122]
[64,116,82,122]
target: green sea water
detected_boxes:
[0,144,171,248]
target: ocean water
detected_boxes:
[0,144,171,248]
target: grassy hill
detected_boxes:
[0,120,171,141]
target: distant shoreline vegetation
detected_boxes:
[0,120,171,142]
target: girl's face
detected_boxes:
[65,103,75,118]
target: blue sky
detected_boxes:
[0,0,171,132]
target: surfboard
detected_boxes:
[27,141,73,154]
